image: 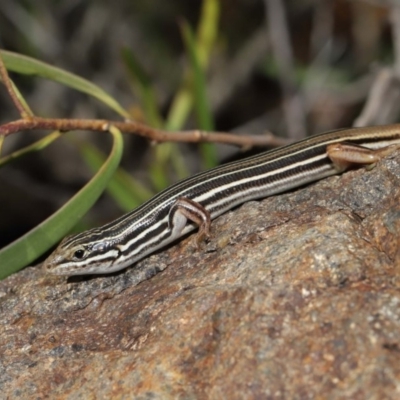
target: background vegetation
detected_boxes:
[1,0,400,273]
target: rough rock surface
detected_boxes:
[1,152,400,399]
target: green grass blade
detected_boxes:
[166,85,193,131]
[181,21,214,131]
[181,21,216,168]
[0,131,63,168]
[149,143,174,191]
[196,0,220,67]
[0,50,129,118]
[120,46,164,128]
[76,139,153,211]
[0,126,124,280]
[166,0,219,131]
[8,78,35,117]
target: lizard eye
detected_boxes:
[73,249,85,260]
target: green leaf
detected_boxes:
[166,0,219,131]
[8,78,35,117]
[0,131,62,168]
[181,20,214,132]
[165,88,193,131]
[149,143,174,191]
[0,126,124,280]
[196,0,220,68]
[121,46,163,128]
[0,50,129,118]
[181,21,216,168]
[76,139,153,212]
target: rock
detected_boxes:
[1,152,400,399]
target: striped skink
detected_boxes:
[43,124,400,276]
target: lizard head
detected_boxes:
[42,231,120,276]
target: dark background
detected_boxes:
[1,0,400,251]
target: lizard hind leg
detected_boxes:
[327,143,400,172]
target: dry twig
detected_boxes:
[0,117,289,149]
[0,51,288,151]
